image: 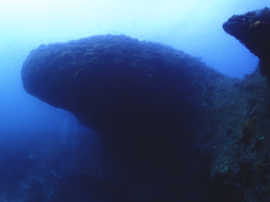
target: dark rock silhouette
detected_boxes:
[223,7,270,76]
[21,34,237,201]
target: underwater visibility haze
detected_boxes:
[0,0,270,201]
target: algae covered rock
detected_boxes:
[220,9,270,200]
[22,34,228,201]
[22,34,222,140]
[210,70,270,202]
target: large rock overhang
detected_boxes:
[223,7,270,75]
[22,34,231,201]
[22,35,221,136]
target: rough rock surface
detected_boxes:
[22,34,230,201]
[22,35,215,136]
[208,8,270,202]
[22,33,270,202]
[223,7,270,76]
[210,70,270,202]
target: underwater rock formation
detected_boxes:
[24,34,270,202]
[22,35,214,135]
[210,70,270,202]
[20,12,270,201]
[21,34,225,145]
[223,7,270,76]
[22,34,229,201]
[211,9,270,201]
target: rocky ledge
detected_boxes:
[223,7,270,77]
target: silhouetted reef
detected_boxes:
[21,33,270,202]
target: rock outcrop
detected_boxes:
[223,7,270,76]
[23,33,270,202]
[210,70,270,202]
[208,8,270,202]
[22,34,230,201]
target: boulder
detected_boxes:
[22,34,225,146]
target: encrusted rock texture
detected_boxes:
[212,7,270,202]
[21,8,270,200]
[23,34,229,201]
[210,70,270,202]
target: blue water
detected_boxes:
[0,0,269,201]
